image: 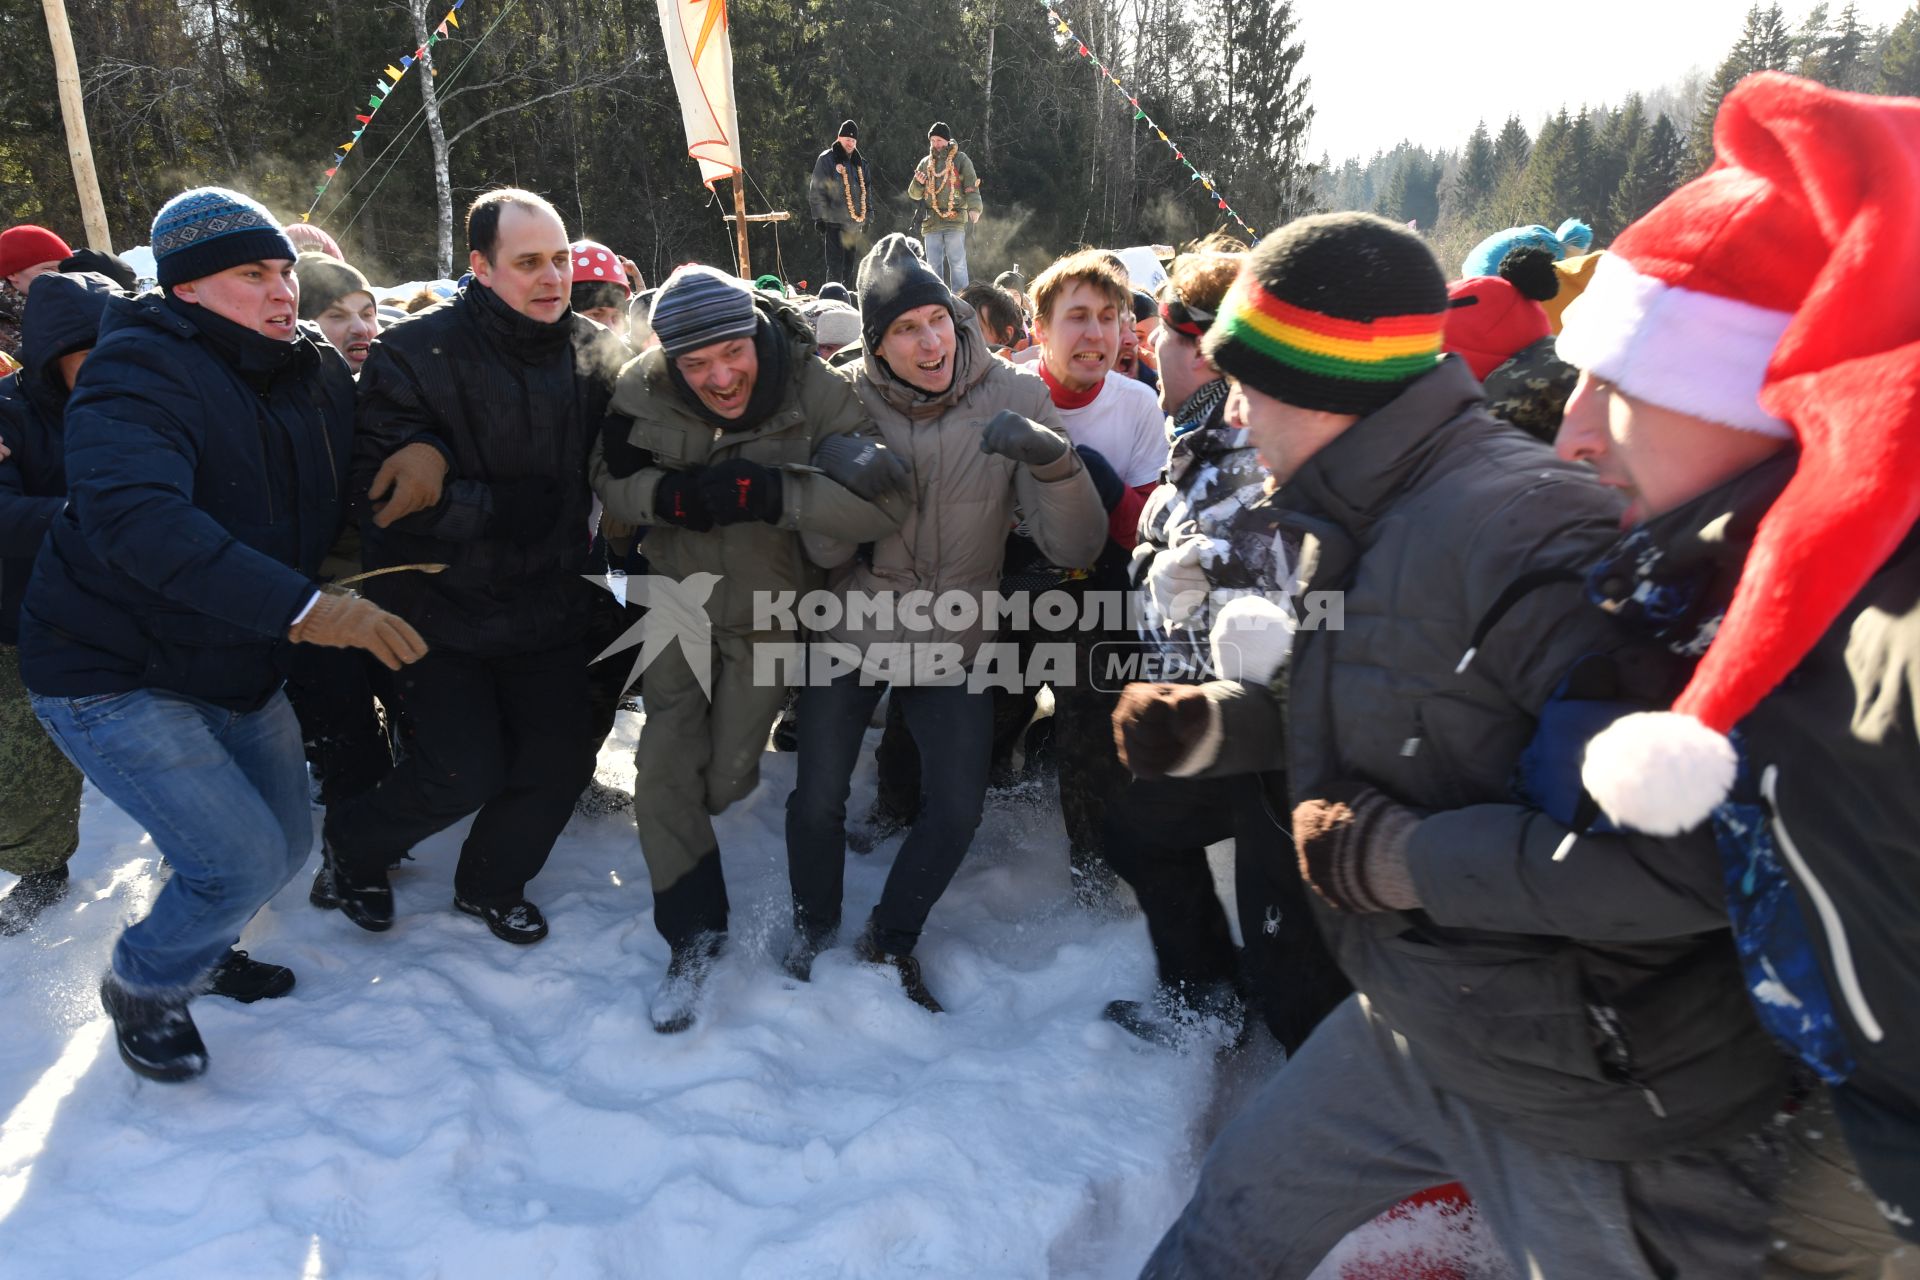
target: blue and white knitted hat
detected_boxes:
[151,187,298,289]
[649,264,758,358]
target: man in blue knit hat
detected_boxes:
[18,186,427,1082]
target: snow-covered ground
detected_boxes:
[0,707,1505,1279]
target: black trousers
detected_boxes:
[324,642,596,903]
[822,224,868,285]
[284,646,394,807]
[1104,772,1351,1053]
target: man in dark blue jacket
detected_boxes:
[17,187,427,1083]
[0,272,115,933]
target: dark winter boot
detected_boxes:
[781,918,839,983]
[0,866,70,936]
[100,975,208,1083]
[854,922,943,1013]
[651,934,724,1034]
[1103,980,1246,1052]
[205,949,296,1003]
[315,842,393,932]
[573,778,633,817]
[454,896,549,945]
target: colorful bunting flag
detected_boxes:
[307,0,468,221]
[1035,0,1258,239]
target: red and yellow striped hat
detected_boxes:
[1204,212,1449,414]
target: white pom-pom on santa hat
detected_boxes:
[1559,74,1920,834]
[1580,711,1739,836]
[1210,595,1294,684]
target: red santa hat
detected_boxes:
[569,240,629,295]
[1559,72,1920,835]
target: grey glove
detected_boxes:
[812,433,912,502]
[979,410,1068,467]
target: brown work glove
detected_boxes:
[1292,779,1421,914]
[1112,682,1218,779]
[369,442,449,528]
[288,592,430,672]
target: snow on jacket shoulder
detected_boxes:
[1204,357,1787,1162]
[826,304,1105,678]
[353,282,623,656]
[17,294,353,708]
[591,295,902,636]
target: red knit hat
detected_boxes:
[569,240,629,296]
[0,225,73,280]
[1559,72,1920,835]
[1443,276,1550,381]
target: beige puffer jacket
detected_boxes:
[818,305,1106,680]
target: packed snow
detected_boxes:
[0,705,1506,1278]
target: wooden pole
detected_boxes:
[731,170,751,278]
[41,0,111,251]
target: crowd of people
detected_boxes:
[1,69,1916,1278]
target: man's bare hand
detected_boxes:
[369,442,448,528]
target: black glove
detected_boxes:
[486,477,564,540]
[979,410,1068,467]
[812,433,911,502]
[652,470,714,531]
[700,457,785,525]
[600,412,653,480]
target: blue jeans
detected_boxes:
[786,672,991,954]
[33,688,312,994]
[922,228,970,289]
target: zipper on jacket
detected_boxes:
[1588,1000,1668,1119]
[1760,765,1885,1043]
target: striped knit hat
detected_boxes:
[1205,212,1448,415]
[151,187,297,290]
[650,263,758,358]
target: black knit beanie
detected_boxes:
[856,233,953,350]
[838,119,859,140]
[1203,212,1449,415]
[927,122,953,142]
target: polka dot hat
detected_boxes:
[569,240,630,295]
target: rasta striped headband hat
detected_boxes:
[1204,211,1449,415]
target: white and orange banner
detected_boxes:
[656,0,743,188]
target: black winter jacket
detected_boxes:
[0,273,117,641]
[352,281,624,655]
[18,294,355,708]
[1198,359,1786,1160]
[808,144,873,230]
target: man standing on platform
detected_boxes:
[809,120,872,286]
[908,123,982,289]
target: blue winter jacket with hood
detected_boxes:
[17,290,355,710]
[0,271,119,643]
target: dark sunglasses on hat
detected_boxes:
[1158,288,1215,339]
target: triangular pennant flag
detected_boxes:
[1133,110,1146,121]
[301,213,312,223]
[355,113,372,124]
[1217,199,1227,210]
[341,140,355,153]
[369,94,385,108]
[325,167,338,177]
[446,10,458,27]
[352,128,363,139]
[435,21,448,36]
[450,0,463,9]
[414,45,426,58]
[385,64,404,81]
[1157,130,1168,142]
[1173,151,1183,160]
[332,151,345,164]
[1076,43,1087,55]
[400,55,415,69]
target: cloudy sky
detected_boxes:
[1297,0,1914,161]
